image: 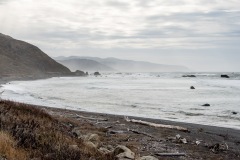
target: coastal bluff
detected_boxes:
[0,33,71,79]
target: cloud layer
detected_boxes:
[0,0,240,71]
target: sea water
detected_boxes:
[1,72,240,130]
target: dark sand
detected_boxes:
[1,79,240,159]
[38,105,240,160]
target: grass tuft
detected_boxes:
[0,131,28,160]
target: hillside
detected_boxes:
[55,56,190,72]
[57,59,115,72]
[0,33,71,78]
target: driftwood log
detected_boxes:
[75,114,108,121]
[124,117,189,132]
[155,153,186,156]
[128,129,157,139]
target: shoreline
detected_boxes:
[1,78,240,159]
[1,77,240,132]
[21,102,240,159]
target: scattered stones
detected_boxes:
[196,140,202,146]
[208,143,229,153]
[221,75,230,78]
[190,86,195,89]
[183,75,196,78]
[180,138,187,144]
[176,134,181,139]
[113,145,135,160]
[202,103,210,107]
[176,134,187,144]
[140,155,159,160]
[94,72,101,76]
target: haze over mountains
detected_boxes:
[0,32,189,80]
[0,33,71,78]
[55,56,189,72]
[56,58,115,72]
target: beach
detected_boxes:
[1,78,240,159]
[45,106,240,159]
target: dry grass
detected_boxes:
[0,131,28,160]
[0,100,113,160]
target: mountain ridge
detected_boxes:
[57,59,115,72]
[55,56,190,72]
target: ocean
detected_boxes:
[1,72,240,130]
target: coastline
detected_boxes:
[10,102,240,159]
[1,77,240,159]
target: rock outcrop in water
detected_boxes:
[221,75,230,78]
[0,33,71,79]
[190,86,195,89]
[73,70,88,76]
[183,75,196,78]
[94,72,101,76]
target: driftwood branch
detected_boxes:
[75,114,108,121]
[155,153,186,156]
[124,117,189,132]
[128,129,156,139]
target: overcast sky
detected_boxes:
[0,0,240,71]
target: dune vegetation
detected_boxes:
[0,100,113,160]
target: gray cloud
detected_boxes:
[105,0,129,9]
[0,0,240,71]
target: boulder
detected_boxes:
[183,75,196,78]
[221,75,229,78]
[190,86,195,89]
[202,103,210,107]
[94,72,101,76]
[74,70,87,76]
[232,112,237,115]
[140,156,159,160]
[113,145,135,160]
